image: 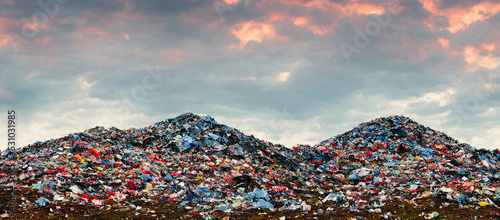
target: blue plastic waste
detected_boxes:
[257,199,274,209]
[141,174,152,182]
[36,197,51,206]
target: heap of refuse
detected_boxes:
[1,113,500,219]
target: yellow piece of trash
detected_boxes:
[415,156,421,160]
[478,201,488,207]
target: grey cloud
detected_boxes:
[129,0,209,15]
[435,0,485,10]
[399,0,430,21]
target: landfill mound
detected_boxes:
[1,113,500,219]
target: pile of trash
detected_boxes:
[1,113,499,219]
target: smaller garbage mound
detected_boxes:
[0,114,499,219]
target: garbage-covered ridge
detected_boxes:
[1,113,500,219]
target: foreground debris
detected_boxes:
[1,113,500,219]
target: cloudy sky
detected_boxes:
[1,0,499,150]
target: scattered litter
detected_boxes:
[1,114,499,218]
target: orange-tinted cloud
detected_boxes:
[70,5,151,47]
[74,26,106,48]
[482,43,496,52]
[155,49,188,63]
[422,38,452,54]
[231,21,277,48]
[419,49,426,62]
[420,0,500,33]
[293,16,329,36]
[24,21,49,31]
[269,12,285,22]
[0,18,19,48]
[270,0,385,16]
[437,38,449,49]
[0,34,9,47]
[447,50,459,57]
[74,25,132,49]
[340,2,386,16]
[86,27,106,36]
[261,0,391,37]
[223,0,239,4]
[33,37,50,46]
[165,49,186,63]
[464,45,500,71]
[459,2,500,32]
[179,6,221,28]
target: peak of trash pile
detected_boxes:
[1,113,500,219]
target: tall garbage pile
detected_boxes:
[1,113,499,219]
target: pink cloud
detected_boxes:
[33,37,50,46]
[420,0,500,33]
[340,2,386,16]
[419,49,426,62]
[255,0,395,38]
[437,38,450,49]
[269,0,385,16]
[464,45,500,71]
[231,21,278,49]
[73,25,134,50]
[179,9,220,28]
[68,5,153,49]
[167,50,186,63]
[0,18,22,48]
[0,34,9,47]
[482,43,496,52]
[24,21,49,31]
[293,16,330,36]
[223,0,239,4]
[153,49,189,63]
